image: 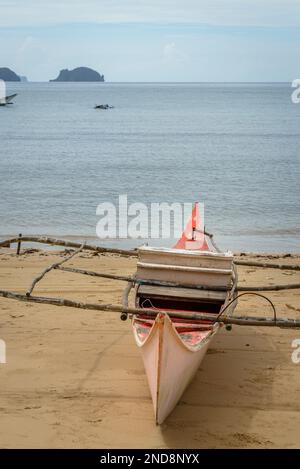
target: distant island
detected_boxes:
[50,67,104,82]
[0,67,21,82]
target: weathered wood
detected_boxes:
[238,283,300,291]
[136,285,227,302]
[26,244,85,296]
[224,316,300,328]
[0,241,10,248]
[0,289,299,328]
[227,263,238,314]
[58,265,230,291]
[235,259,300,271]
[0,235,137,257]
[122,282,133,308]
[0,288,218,321]
[121,282,133,321]
[16,233,22,255]
[235,253,295,259]
[58,266,133,282]
[0,235,299,271]
[58,265,300,292]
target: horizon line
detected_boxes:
[6,81,293,84]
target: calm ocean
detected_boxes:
[1,82,299,252]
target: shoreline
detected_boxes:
[0,248,299,448]
[1,234,300,256]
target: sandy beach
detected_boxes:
[0,247,299,448]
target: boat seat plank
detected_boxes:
[138,246,233,258]
[137,261,232,275]
[137,285,227,302]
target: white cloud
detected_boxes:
[1,0,299,81]
[1,0,300,28]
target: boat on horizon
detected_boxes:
[0,93,17,106]
[128,203,238,424]
[94,104,114,110]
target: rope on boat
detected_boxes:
[218,292,277,325]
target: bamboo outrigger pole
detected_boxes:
[0,235,299,271]
[0,289,299,328]
[1,236,300,296]
[26,243,85,296]
[0,234,299,329]
[0,236,136,257]
[57,265,300,292]
[234,259,300,271]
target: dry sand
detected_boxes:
[0,247,299,448]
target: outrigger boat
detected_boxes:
[1,205,299,425]
[94,104,114,110]
[130,203,238,424]
[0,93,17,106]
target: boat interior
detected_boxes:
[132,244,235,346]
[133,283,224,346]
[136,285,226,315]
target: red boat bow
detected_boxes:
[173,202,210,251]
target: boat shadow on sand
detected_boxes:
[159,324,288,448]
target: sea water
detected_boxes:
[0,82,299,252]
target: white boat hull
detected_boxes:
[133,314,218,424]
[129,203,236,424]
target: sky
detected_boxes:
[0,0,300,82]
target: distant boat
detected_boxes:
[0,93,17,106]
[94,104,114,110]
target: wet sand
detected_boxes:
[0,248,299,448]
